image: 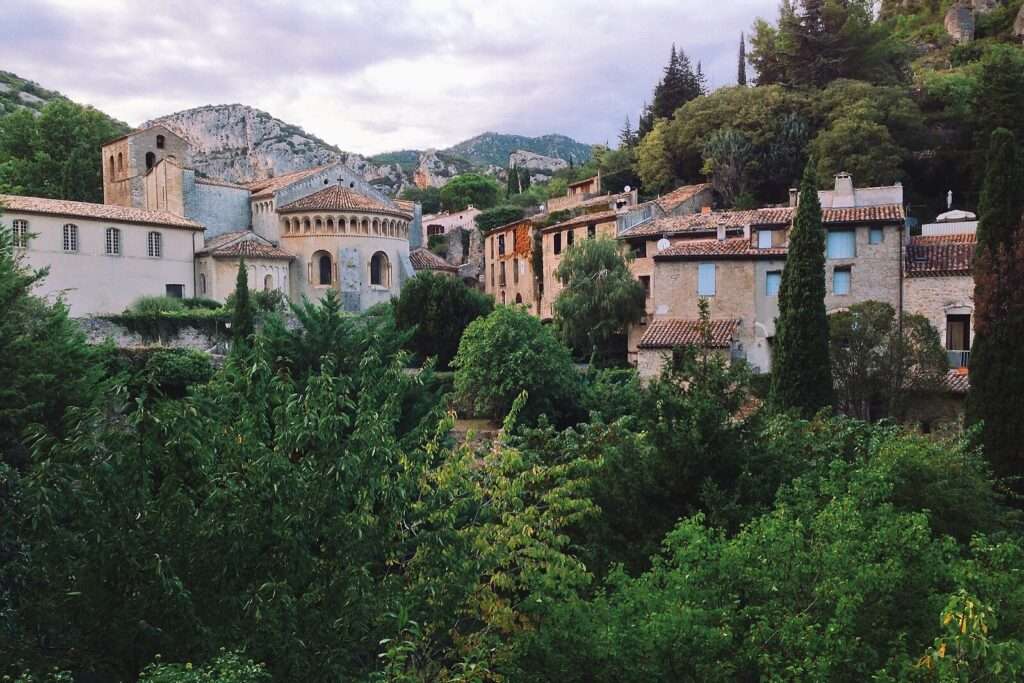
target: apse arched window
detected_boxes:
[264,274,273,291]
[145,151,156,170]
[199,273,207,295]
[370,251,390,287]
[316,251,333,285]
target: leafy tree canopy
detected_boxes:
[439,173,502,212]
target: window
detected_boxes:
[147,231,162,258]
[317,252,333,285]
[490,236,494,259]
[826,230,855,259]
[108,155,115,177]
[758,230,773,249]
[946,314,971,351]
[515,293,523,304]
[146,151,156,170]
[12,219,28,248]
[639,275,651,299]
[105,227,121,255]
[698,263,716,296]
[63,224,79,252]
[633,240,647,258]
[165,284,184,299]
[427,224,444,237]
[199,273,207,295]
[566,229,574,247]
[117,152,124,172]
[499,261,506,287]
[264,274,273,291]
[498,234,506,255]
[370,251,390,287]
[833,267,851,295]
[765,270,782,296]
[587,224,596,239]
[554,233,562,255]
[869,227,883,245]
[156,134,165,149]
[513,257,519,284]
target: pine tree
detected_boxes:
[695,61,707,95]
[637,102,654,139]
[770,161,832,416]
[738,32,748,86]
[231,258,255,350]
[651,45,702,122]
[619,116,637,148]
[966,128,1024,483]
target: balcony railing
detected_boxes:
[947,350,970,369]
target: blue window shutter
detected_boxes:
[698,263,716,296]
[826,230,856,259]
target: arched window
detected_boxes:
[117,152,124,172]
[105,227,121,255]
[199,273,207,294]
[156,134,165,149]
[315,251,333,285]
[326,217,334,231]
[11,219,28,248]
[338,217,347,233]
[361,218,369,234]
[303,218,311,233]
[108,155,115,177]
[63,224,79,252]
[372,218,380,234]
[515,293,523,304]
[314,217,323,231]
[145,151,156,170]
[500,291,506,305]
[264,274,273,291]
[370,251,390,287]
[147,231,162,258]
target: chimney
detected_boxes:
[743,223,751,241]
[788,188,798,207]
[701,205,713,214]
[833,172,855,208]
[716,224,726,241]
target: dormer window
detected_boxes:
[156,135,165,149]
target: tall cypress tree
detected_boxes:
[771,161,832,415]
[506,163,518,196]
[966,128,1024,482]
[231,257,255,350]
[738,32,748,86]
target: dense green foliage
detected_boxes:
[439,173,501,212]
[771,162,832,416]
[473,204,524,232]
[452,305,579,424]
[398,185,442,214]
[553,237,646,361]
[967,128,1024,486]
[829,301,947,421]
[0,99,129,202]
[393,272,494,369]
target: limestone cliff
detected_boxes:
[508,149,568,182]
[144,104,409,194]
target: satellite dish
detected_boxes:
[657,237,670,252]
[624,185,631,193]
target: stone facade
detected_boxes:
[540,213,618,319]
[483,218,538,311]
[904,275,974,349]
[187,176,251,238]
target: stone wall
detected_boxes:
[76,316,227,353]
[187,175,252,238]
[903,274,974,348]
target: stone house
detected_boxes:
[539,209,621,319]
[482,217,538,310]
[633,174,906,378]
[194,231,293,301]
[3,194,204,315]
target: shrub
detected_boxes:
[182,297,222,311]
[452,306,579,424]
[142,349,214,398]
[393,272,493,370]
[474,205,525,232]
[129,295,187,315]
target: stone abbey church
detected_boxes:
[1,124,450,316]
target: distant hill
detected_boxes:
[0,71,66,114]
[443,132,592,168]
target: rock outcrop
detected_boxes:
[1015,4,1024,40]
[945,2,976,44]
[145,104,409,194]
[412,149,469,189]
[508,150,568,182]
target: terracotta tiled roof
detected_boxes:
[656,237,787,259]
[278,185,410,216]
[195,230,293,260]
[639,318,741,349]
[245,164,334,198]
[905,234,975,278]
[944,368,970,395]
[621,204,904,239]
[655,183,713,213]
[0,194,204,230]
[543,209,618,233]
[410,247,458,273]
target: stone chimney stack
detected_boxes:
[789,188,798,207]
[716,224,726,241]
[833,172,855,208]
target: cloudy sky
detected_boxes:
[2,0,777,155]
